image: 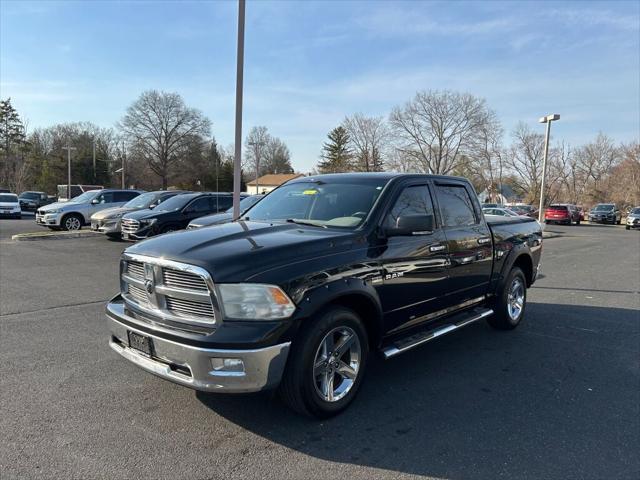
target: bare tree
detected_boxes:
[263,137,293,174]
[504,122,546,204]
[574,133,620,203]
[389,90,493,174]
[244,126,270,181]
[119,90,211,189]
[342,113,388,172]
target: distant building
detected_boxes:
[245,173,305,194]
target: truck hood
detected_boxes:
[125,220,357,282]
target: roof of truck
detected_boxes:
[288,172,470,183]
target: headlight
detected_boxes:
[106,212,124,220]
[139,218,157,226]
[217,284,296,320]
[47,209,62,214]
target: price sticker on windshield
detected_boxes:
[303,189,318,195]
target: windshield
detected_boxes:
[154,194,192,212]
[631,207,640,215]
[225,195,262,214]
[593,204,614,211]
[123,192,160,209]
[241,180,387,228]
[19,192,40,199]
[0,194,18,202]
[69,190,99,204]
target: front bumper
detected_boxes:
[589,216,614,223]
[626,217,640,228]
[36,211,62,226]
[91,218,122,234]
[106,299,291,393]
[0,209,21,217]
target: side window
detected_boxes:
[186,197,210,213]
[384,185,435,229]
[435,184,477,227]
[213,196,233,211]
[115,191,138,202]
[97,192,115,204]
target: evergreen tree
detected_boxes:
[318,126,353,173]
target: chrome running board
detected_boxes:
[382,307,494,359]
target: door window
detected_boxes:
[384,185,435,229]
[186,197,211,213]
[435,185,477,227]
[114,191,139,202]
[95,192,114,204]
[213,196,233,211]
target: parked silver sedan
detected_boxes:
[90,190,186,238]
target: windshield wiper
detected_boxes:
[285,218,327,228]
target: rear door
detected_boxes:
[182,196,214,226]
[376,181,450,334]
[433,180,493,307]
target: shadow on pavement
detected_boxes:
[196,303,639,480]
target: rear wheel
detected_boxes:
[488,267,527,330]
[279,306,369,418]
[61,213,83,231]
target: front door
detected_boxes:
[376,183,450,334]
[433,181,493,307]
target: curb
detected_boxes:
[12,230,102,242]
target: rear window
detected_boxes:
[549,205,568,211]
[0,194,18,202]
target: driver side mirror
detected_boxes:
[91,199,99,205]
[386,214,434,236]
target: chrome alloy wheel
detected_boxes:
[64,216,81,230]
[313,326,361,402]
[507,277,525,321]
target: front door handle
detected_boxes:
[429,244,446,252]
[477,237,491,245]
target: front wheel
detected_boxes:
[61,214,83,231]
[279,306,369,418]
[488,267,527,330]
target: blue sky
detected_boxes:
[1,0,638,172]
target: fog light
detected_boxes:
[210,358,245,376]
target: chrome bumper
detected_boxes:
[106,302,291,393]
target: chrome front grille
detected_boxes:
[121,218,140,234]
[120,254,217,326]
[163,268,208,291]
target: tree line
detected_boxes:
[317,90,639,209]
[0,92,294,195]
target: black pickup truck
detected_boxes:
[106,173,542,417]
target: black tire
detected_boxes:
[626,226,630,230]
[487,267,527,330]
[61,213,83,231]
[576,218,581,225]
[617,218,621,225]
[106,232,121,240]
[279,306,369,418]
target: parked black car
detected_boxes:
[187,194,262,229]
[589,203,622,224]
[18,191,55,210]
[106,173,543,417]
[120,192,233,240]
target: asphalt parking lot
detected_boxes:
[0,219,638,480]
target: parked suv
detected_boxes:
[545,204,580,225]
[106,173,543,417]
[91,190,187,238]
[18,191,55,211]
[625,207,640,230]
[36,189,143,230]
[589,203,621,224]
[0,193,21,218]
[121,192,232,240]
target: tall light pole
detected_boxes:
[232,0,246,220]
[92,139,96,183]
[537,114,560,224]
[62,146,76,200]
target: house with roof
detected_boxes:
[245,173,305,195]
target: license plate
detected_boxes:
[128,331,153,356]
[122,232,129,239]
[91,223,99,230]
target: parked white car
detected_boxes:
[0,193,22,219]
[36,189,143,231]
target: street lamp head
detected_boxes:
[539,114,561,123]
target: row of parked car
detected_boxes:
[32,188,264,240]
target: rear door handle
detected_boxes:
[477,237,491,245]
[429,244,446,252]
